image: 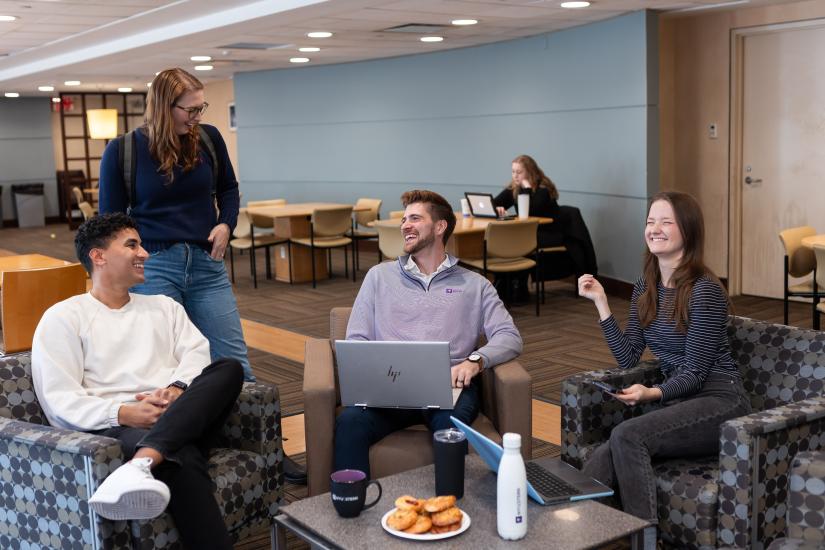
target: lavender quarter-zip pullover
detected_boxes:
[346,255,523,368]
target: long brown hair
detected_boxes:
[637,191,728,331]
[144,68,204,182]
[508,154,559,200]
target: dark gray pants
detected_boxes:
[582,371,752,522]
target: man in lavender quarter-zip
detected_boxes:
[333,189,523,477]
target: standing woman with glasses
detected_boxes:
[99,67,253,381]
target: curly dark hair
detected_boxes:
[74,213,138,273]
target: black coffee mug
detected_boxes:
[330,469,382,518]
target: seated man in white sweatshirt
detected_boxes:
[31,212,242,550]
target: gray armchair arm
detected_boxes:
[560,360,663,468]
[303,337,337,496]
[0,416,132,549]
[716,396,825,549]
[219,381,284,519]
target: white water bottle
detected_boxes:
[497,432,528,540]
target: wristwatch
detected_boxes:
[467,353,484,372]
[168,380,188,392]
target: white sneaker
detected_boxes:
[89,457,170,520]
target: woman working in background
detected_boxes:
[493,154,563,249]
[492,154,564,300]
[577,191,751,523]
[98,68,251,381]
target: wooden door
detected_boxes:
[740,24,825,298]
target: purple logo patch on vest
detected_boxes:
[446,288,463,294]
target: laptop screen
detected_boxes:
[464,192,497,218]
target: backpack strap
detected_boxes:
[197,125,219,202]
[118,130,138,214]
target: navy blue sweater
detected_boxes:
[99,124,240,253]
[600,275,737,402]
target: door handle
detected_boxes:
[744,176,762,185]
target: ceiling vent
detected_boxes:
[218,42,292,50]
[381,23,446,33]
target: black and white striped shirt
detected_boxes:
[599,274,737,402]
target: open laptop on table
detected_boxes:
[451,416,613,506]
[464,192,516,220]
[334,340,461,409]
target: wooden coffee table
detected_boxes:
[272,455,654,549]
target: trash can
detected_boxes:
[12,183,46,228]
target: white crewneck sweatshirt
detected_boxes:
[32,292,211,431]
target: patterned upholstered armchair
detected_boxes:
[0,352,284,549]
[561,316,825,550]
[767,450,825,550]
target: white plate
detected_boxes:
[381,508,471,541]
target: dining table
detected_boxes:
[800,234,825,249]
[372,214,554,259]
[245,202,369,283]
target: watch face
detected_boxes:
[469,354,481,362]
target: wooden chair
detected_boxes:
[461,220,540,316]
[1,263,87,353]
[290,206,354,288]
[376,224,405,261]
[58,170,87,228]
[778,226,819,328]
[389,210,404,219]
[813,244,825,328]
[71,186,97,221]
[346,198,381,271]
[228,209,288,288]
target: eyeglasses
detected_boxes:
[175,102,209,118]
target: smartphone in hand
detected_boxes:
[590,380,622,394]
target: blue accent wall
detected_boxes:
[0,98,57,222]
[235,11,658,282]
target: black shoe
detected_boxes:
[283,455,307,485]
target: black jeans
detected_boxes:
[333,381,480,478]
[582,371,752,522]
[98,358,243,550]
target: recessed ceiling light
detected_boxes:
[307,31,332,38]
[194,65,213,71]
[64,80,81,86]
[38,85,54,92]
[299,47,320,52]
[52,97,61,103]
[0,15,18,22]
[118,87,132,92]
[4,92,20,98]
[289,57,310,63]
[191,55,212,62]
[451,19,478,26]
[420,36,444,43]
[560,1,590,7]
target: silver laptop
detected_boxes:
[464,192,515,219]
[335,340,461,409]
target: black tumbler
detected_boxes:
[433,428,468,499]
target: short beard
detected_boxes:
[404,232,436,255]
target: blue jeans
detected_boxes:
[132,243,254,381]
[334,381,480,478]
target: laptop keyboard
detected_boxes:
[525,461,582,501]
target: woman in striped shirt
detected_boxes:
[576,191,751,523]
